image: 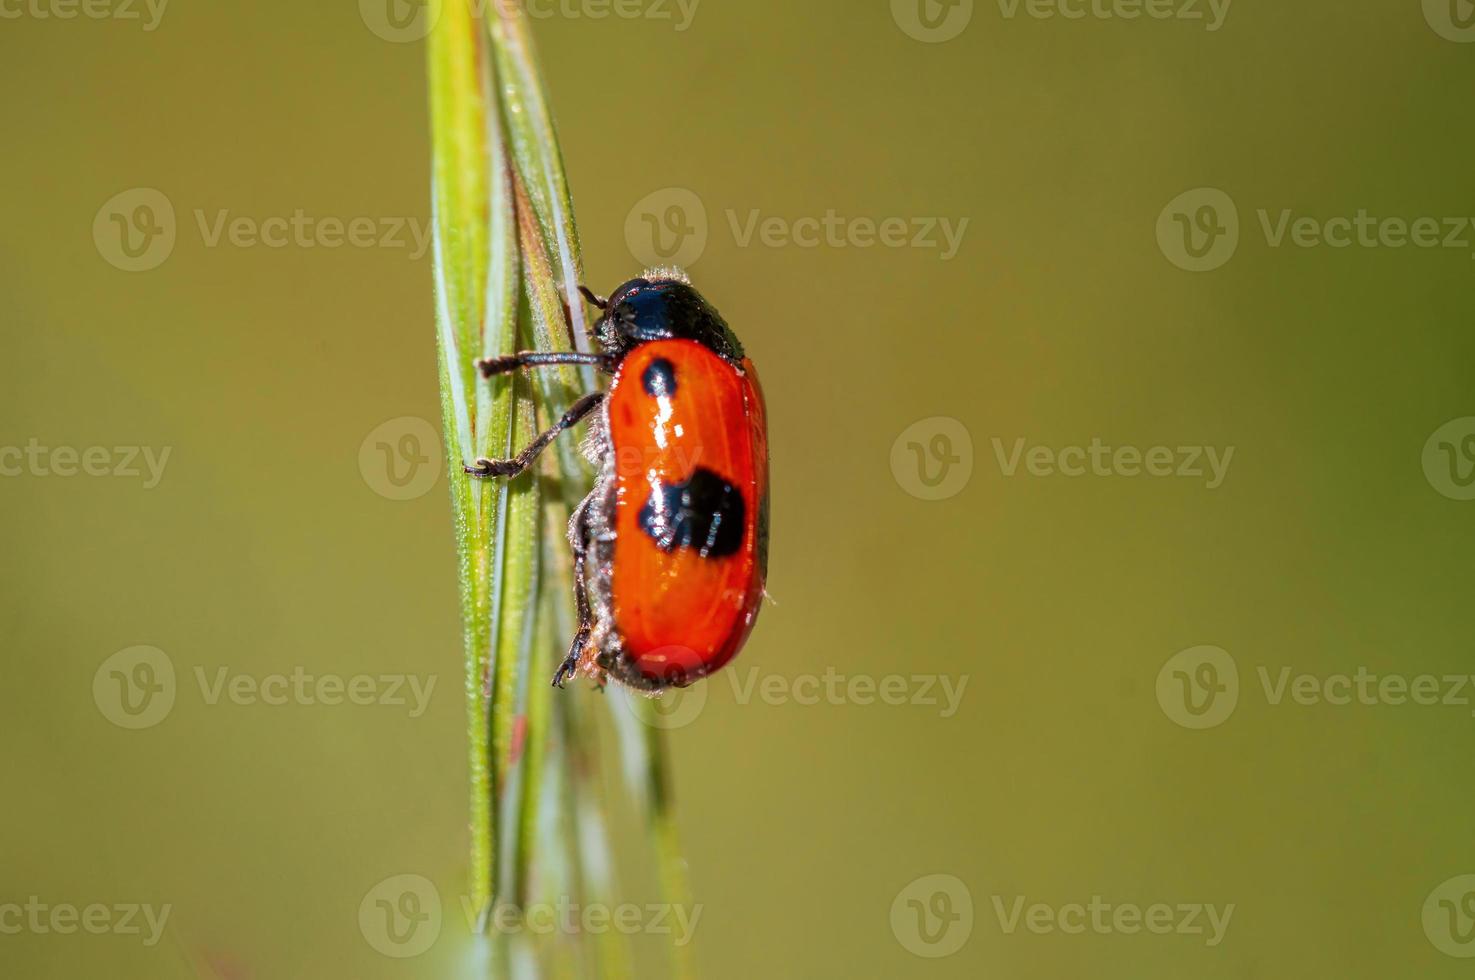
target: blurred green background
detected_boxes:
[4,1,1475,977]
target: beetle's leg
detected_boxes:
[464,392,605,480]
[476,351,611,378]
[553,493,597,688]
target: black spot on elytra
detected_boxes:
[642,357,677,398]
[638,467,745,559]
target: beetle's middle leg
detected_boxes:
[464,392,605,480]
[553,492,597,688]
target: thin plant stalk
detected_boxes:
[431,2,695,975]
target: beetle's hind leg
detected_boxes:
[465,392,605,480]
[553,492,597,688]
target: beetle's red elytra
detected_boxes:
[465,269,769,693]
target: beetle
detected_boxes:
[464,269,769,693]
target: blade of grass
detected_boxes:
[565,693,636,980]
[492,370,541,899]
[428,0,502,923]
[609,691,696,980]
[485,6,696,974]
[488,7,595,366]
[435,3,697,974]
[511,176,593,498]
[515,548,559,903]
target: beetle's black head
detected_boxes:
[593,272,744,366]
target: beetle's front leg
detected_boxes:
[475,351,611,378]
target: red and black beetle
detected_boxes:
[465,270,769,692]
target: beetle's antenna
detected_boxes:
[579,284,608,311]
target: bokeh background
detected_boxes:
[4,1,1475,977]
